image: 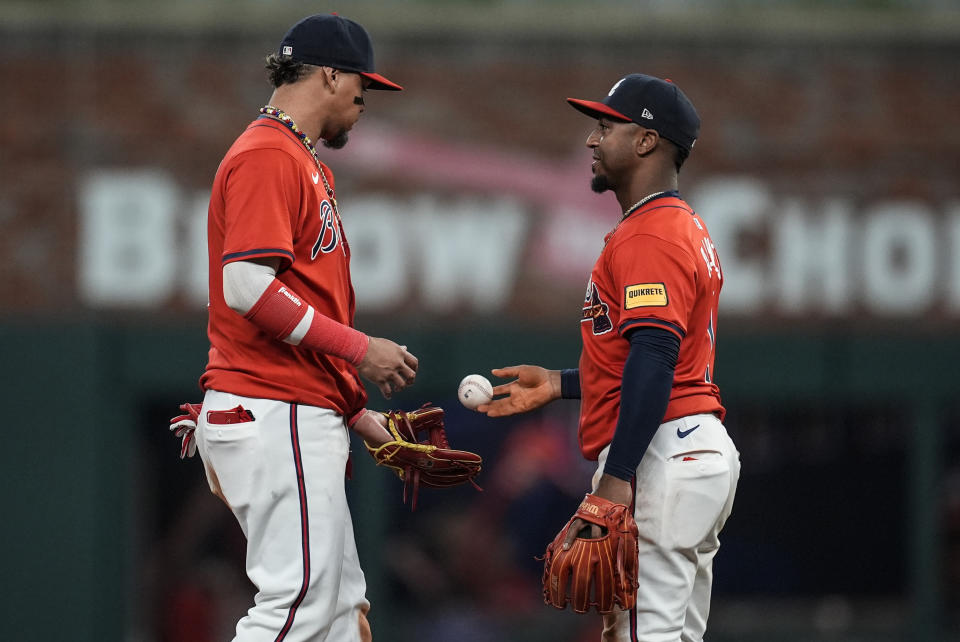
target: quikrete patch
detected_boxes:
[624,283,668,308]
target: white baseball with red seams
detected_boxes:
[458,374,493,410]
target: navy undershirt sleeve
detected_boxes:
[560,368,581,399]
[603,327,681,482]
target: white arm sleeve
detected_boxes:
[222,260,315,345]
[222,260,276,314]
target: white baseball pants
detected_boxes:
[196,389,370,642]
[594,413,740,642]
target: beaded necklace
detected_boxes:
[259,105,347,254]
[259,105,340,213]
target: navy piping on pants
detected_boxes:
[275,404,311,641]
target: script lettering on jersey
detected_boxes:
[582,280,613,335]
[312,200,340,258]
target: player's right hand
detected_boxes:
[476,365,561,417]
[358,337,418,399]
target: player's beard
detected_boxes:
[591,174,612,193]
[322,130,350,150]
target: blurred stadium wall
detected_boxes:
[1,1,959,640]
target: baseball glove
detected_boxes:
[364,404,482,510]
[541,493,639,614]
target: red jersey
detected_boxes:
[200,117,367,416]
[578,193,724,460]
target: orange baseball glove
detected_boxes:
[542,493,639,614]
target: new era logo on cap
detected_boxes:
[282,45,293,55]
[567,73,700,153]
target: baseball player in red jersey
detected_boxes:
[479,75,740,641]
[193,14,414,642]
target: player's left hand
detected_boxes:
[349,409,391,446]
[169,402,203,459]
[363,404,483,510]
[563,474,634,549]
[542,491,639,613]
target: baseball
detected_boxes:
[458,374,493,410]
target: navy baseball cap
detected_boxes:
[279,14,402,91]
[567,74,699,153]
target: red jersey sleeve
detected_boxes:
[221,148,302,270]
[607,232,696,341]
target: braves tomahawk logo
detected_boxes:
[582,280,613,335]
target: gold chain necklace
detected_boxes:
[621,191,667,221]
[604,191,667,246]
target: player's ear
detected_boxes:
[636,128,659,157]
[318,66,338,91]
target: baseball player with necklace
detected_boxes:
[176,14,418,642]
[478,75,741,641]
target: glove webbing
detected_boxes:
[366,409,481,509]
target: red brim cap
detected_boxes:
[566,98,631,122]
[361,71,403,91]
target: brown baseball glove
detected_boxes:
[542,493,639,614]
[364,404,482,510]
